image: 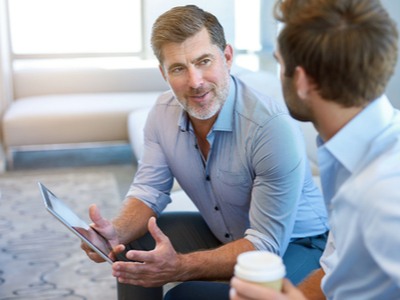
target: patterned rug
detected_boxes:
[0,171,121,299]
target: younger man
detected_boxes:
[231,0,400,299]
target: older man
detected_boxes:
[83,5,328,300]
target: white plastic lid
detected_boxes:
[234,251,286,282]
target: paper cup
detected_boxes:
[234,251,286,291]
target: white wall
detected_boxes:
[381,0,400,108]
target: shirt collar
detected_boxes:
[319,94,394,173]
[178,76,236,133]
[213,76,236,132]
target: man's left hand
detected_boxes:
[111,216,182,287]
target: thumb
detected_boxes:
[147,217,168,245]
[89,204,108,228]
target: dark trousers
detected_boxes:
[117,212,328,300]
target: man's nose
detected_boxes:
[187,67,204,88]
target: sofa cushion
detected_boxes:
[13,66,169,98]
[3,92,158,147]
[128,106,152,161]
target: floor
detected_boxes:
[5,144,137,198]
[1,144,200,297]
[5,143,197,212]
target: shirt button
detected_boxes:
[214,206,219,211]
[206,175,211,181]
[225,233,230,238]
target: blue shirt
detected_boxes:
[319,95,400,299]
[127,76,328,255]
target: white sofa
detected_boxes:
[1,65,168,169]
[1,62,320,182]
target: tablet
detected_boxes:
[39,182,116,264]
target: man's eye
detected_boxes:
[170,67,184,74]
[199,59,211,65]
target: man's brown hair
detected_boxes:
[151,5,226,64]
[274,0,398,106]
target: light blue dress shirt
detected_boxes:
[127,76,328,255]
[319,95,400,299]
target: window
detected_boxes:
[7,0,141,57]
[234,0,261,52]
[5,0,277,72]
[233,0,277,72]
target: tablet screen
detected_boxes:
[39,182,114,264]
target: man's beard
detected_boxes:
[176,74,230,120]
[282,75,311,122]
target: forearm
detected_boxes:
[298,268,325,300]
[175,238,255,282]
[112,197,156,244]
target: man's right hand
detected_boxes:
[230,277,308,300]
[81,204,123,263]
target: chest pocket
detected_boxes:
[216,169,252,206]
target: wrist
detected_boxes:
[174,253,192,282]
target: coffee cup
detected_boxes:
[234,251,286,291]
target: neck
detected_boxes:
[312,99,364,142]
[190,114,218,139]
[189,114,218,161]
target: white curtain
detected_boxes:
[0,0,13,167]
[0,0,14,114]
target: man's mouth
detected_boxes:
[189,91,209,102]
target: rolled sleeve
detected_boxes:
[125,104,174,216]
[245,114,306,255]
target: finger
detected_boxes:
[109,244,126,261]
[87,250,106,263]
[229,287,247,300]
[229,287,238,300]
[113,244,126,254]
[120,217,163,262]
[125,248,154,263]
[281,278,295,292]
[81,241,106,262]
[231,277,279,299]
[81,241,91,252]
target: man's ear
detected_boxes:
[159,64,167,81]
[294,66,312,99]
[224,44,234,69]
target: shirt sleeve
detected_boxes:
[320,232,337,273]
[125,105,174,216]
[244,113,307,255]
[361,172,400,287]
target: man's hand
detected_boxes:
[111,216,181,287]
[230,277,308,300]
[81,204,121,263]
